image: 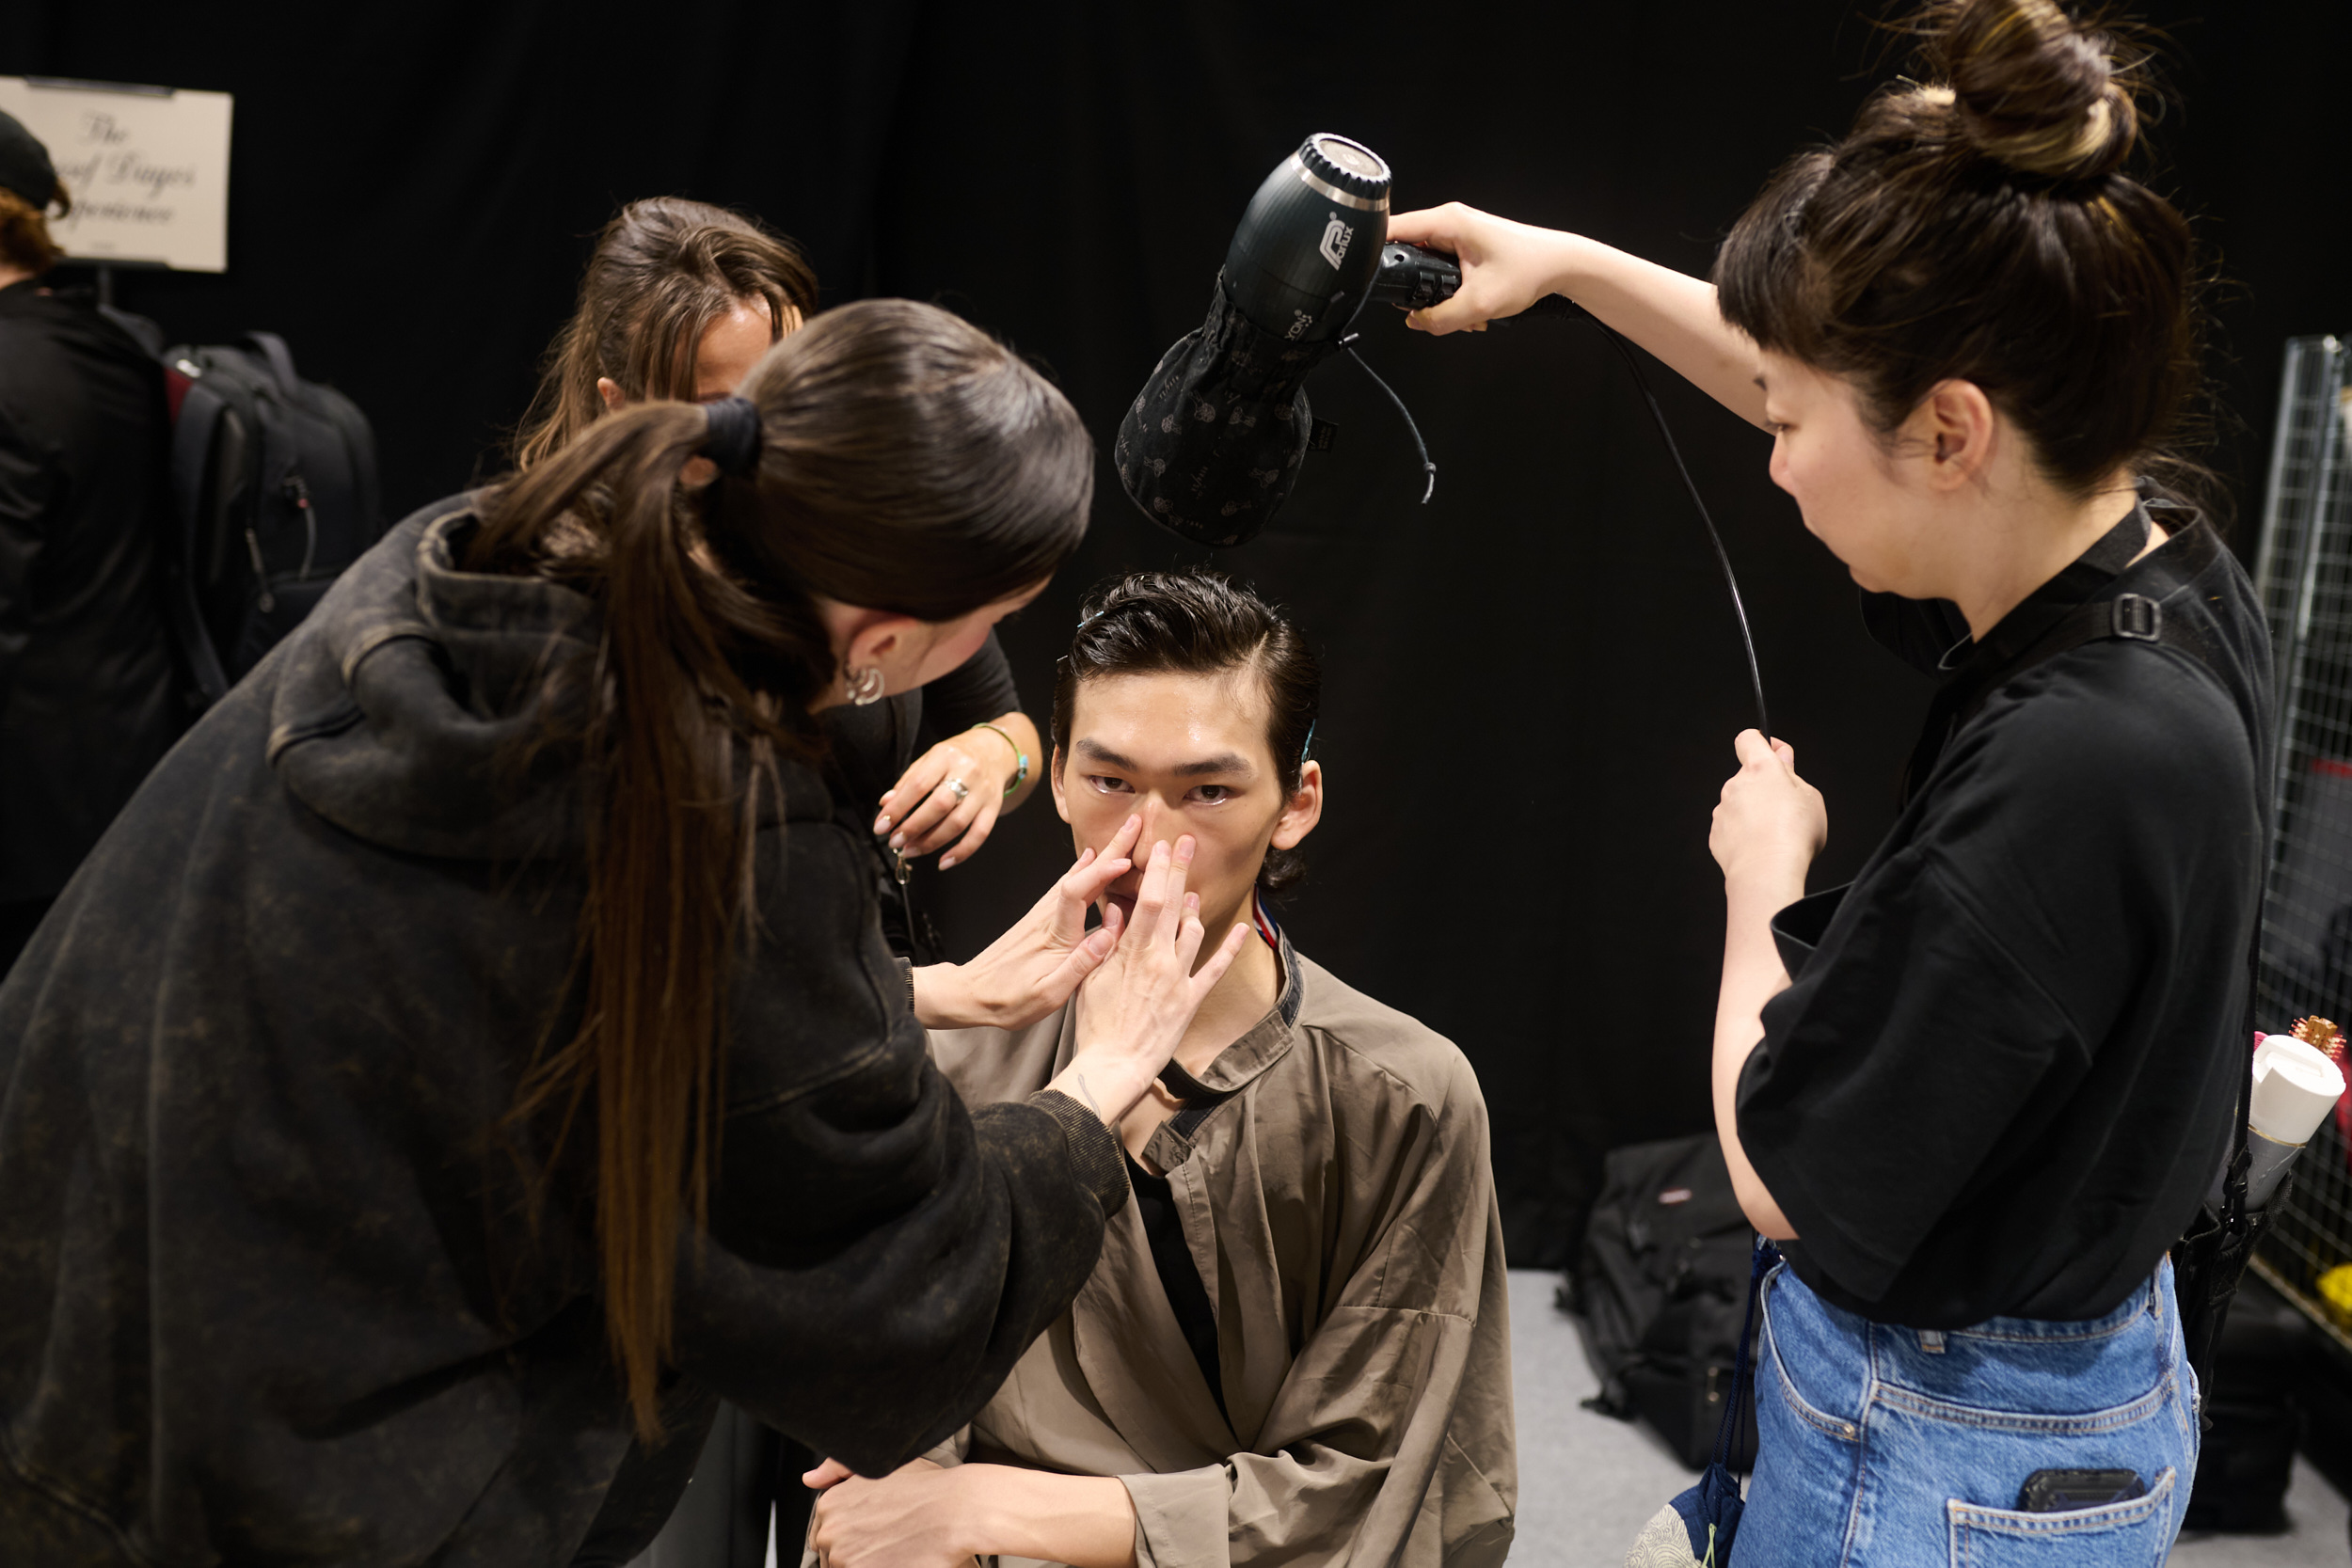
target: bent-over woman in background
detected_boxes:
[515,197,1041,958]
[0,298,1247,1567]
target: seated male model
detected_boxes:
[806,568,1515,1568]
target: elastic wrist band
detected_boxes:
[973,722,1029,796]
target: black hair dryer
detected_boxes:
[1114,134,1402,546]
[1221,133,1392,341]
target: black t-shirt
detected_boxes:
[1125,1151,1227,1418]
[1738,498,2274,1327]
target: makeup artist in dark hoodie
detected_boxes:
[0,296,1249,1566]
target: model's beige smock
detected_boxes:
[915,937,1515,1568]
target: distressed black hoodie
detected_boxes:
[0,500,1126,1567]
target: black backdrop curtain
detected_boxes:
[5,1,2343,1267]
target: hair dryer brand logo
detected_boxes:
[1319,215,1353,270]
[1286,309,1313,341]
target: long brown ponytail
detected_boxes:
[471,299,1091,1437]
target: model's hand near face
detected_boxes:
[913,815,1142,1031]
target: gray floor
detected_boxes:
[1504,1270,2352,1567]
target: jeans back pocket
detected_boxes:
[1947,1466,2175,1567]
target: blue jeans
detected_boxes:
[1740,1258,2200,1565]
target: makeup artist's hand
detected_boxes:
[1387,203,1577,334]
[873,715,1039,869]
[1710,729,1826,891]
[912,816,1143,1031]
[1052,834,1248,1132]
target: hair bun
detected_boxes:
[1928,0,2137,181]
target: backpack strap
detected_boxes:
[165,380,234,707]
[1951,522,2228,732]
[1900,520,2233,804]
[244,330,303,399]
[1715,1239,1779,1476]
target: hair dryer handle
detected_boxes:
[1364,243,1580,322]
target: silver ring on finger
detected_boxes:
[943,776,970,805]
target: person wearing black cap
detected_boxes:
[0,107,183,976]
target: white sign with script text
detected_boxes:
[0,78,232,272]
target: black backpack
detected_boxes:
[159,332,384,705]
[1564,1132,1760,1469]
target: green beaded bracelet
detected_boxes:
[973,722,1029,796]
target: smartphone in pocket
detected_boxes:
[2016,1469,2146,1512]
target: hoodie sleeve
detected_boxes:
[671,814,1125,1477]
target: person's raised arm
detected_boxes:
[1385,202,1772,432]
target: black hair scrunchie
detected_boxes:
[701,396,763,478]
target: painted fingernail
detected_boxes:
[940,855,958,870]
[888,832,905,849]
[873,816,891,833]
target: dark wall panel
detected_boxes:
[7,0,2344,1266]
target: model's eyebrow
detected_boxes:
[1754,374,1769,391]
[1171,752,1250,778]
[1073,738,1251,778]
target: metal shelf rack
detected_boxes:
[2246,335,2352,1349]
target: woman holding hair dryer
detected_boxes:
[0,298,1247,1567]
[1395,0,2265,1556]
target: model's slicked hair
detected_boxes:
[1714,0,2214,513]
[1053,568,1319,896]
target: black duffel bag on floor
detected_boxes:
[1565,1132,1760,1470]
